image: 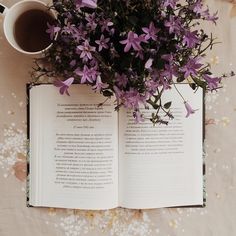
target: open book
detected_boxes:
[28,84,204,210]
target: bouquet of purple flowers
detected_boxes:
[33,0,232,124]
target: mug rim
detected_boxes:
[3,0,55,56]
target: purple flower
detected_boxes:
[92,75,109,92]
[150,69,159,80]
[192,0,203,14]
[183,30,200,48]
[122,89,146,109]
[184,101,196,118]
[135,50,144,60]
[75,65,97,83]
[120,31,143,52]
[100,18,114,32]
[163,0,178,9]
[115,73,128,88]
[89,58,99,68]
[142,22,159,41]
[145,79,159,95]
[63,12,73,20]
[54,77,74,96]
[164,16,181,34]
[133,110,145,123]
[180,57,203,78]
[61,23,75,35]
[202,10,218,24]
[75,0,97,9]
[161,63,178,80]
[203,74,221,91]
[46,23,60,40]
[161,54,174,63]
[113,86,124,105]
[77,40,96,61]
[95,34,110,52]
[145,58,153,69]
[70,60,76,67]
[158,75,172,90]
[71,24,87,42]
[85,13,97,31]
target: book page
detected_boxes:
[118,85,203,208]
[29,85,118,210]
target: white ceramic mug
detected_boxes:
[0,0,55,56]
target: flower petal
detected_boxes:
[124,43,131,52]
[53,79,64,87]
[59,86,67,95]
[145,58,153,69]
[63,77,75,87]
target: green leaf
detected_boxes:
[103,90,113,97]
[164,102,172,109]
[192,77,207,89]
[147,99,160,110]
[152,104,160,110]
[189,83,197,90]
[177,76,185,82]
[154,92,163,103]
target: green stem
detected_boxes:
[173,83,186,102]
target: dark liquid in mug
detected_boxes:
[14,10,54,52]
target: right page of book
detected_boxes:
[118,84,203,209]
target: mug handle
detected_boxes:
[0,3,8,16]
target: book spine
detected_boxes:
[26,84,32,207]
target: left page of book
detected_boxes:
[29,84,119,210]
